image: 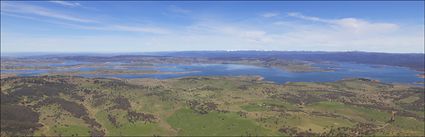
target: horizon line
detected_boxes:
[1,50,424,57]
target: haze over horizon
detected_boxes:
[1,1,424,53]
[2,50,425,55]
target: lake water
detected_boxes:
[1,61,423,85]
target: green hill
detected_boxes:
[1,76,424,136]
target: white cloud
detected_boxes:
[287,12,399,33]
[188,22,273,43]
[1,4,423,53]
[261,12,279,18]
[1,2,170,34]
[240,31,269,42]
[1,12,169,35]
[110,25,170,34]
[273,21,291,26]
[1,2,95,23]
[50,1,81,7]
[77,25,170,34]
[287,12,329,22]
[269,27,423,52]
[182,13,423,53]
[332,18,399,33]
[3,22,423,53]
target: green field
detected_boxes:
[167,108,278,136]
[1,76,424,136]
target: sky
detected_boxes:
[1,1,424,53]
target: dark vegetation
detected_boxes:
[187,100,220,114]
[0,76,105,136]
[93,79,139,90]
[320,123,379,136]
[110,96,131,110]
[36,98,103,134]
[127,111,156,124]
[107,114,119,128]
[273,92,325,105]
[278,126,318,136]
[0,105,41,136]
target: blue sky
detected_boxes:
[1,1,424,53]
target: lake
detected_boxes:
[1,61,423,85]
